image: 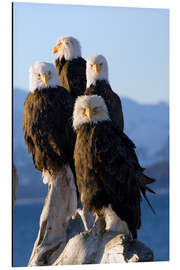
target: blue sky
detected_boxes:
[13,2,169,104]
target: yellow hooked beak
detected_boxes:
[41,73,48,87]
[85,107,93,120]
[92,64,100,75]
[52,44,61,55]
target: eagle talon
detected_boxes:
[72,208,81,220]
[72,208,91,231]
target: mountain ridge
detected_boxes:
[13,88,169,199]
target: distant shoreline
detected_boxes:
[15,198,44,206]
[14,190,169,207]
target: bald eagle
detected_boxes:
[53,36,86,100]
[22,62,77,195]
[84,54,124,132]
[73,95,155,239]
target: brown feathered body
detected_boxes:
[84,80,124,131]
[22,86,75,175]
[74,120,155,239]
[55,56,86,100]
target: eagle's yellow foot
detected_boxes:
[72,208,93,231]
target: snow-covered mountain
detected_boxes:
[13,88,169,195]
[122,98,169,167]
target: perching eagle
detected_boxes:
[53,36,86,100]
[22,61,76,190]
[84,54,124,132]
[73,95,155,239]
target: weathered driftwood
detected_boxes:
[28,166,77,266]
[54,217,153,265]
[13,164,18,207]
[27,165,154,266]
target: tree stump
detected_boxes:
[28,167,77,266]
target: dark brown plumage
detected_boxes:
[23,87,75,175]
[85,80,124,132]
[55,56,86,100]
[74,120,155,239]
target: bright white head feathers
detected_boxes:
[73,95,110,130]
[29,61,60,92]
[53,36,81,61]
[86,54,109,88]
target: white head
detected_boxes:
[86,54,109,88]
[53,36,81,61]
[29,61,60,92]
[73,95,110,130]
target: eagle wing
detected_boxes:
[91,122,155,237]
[85,80,124,131]
[108,91,124,131]
[22,87,75,173]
